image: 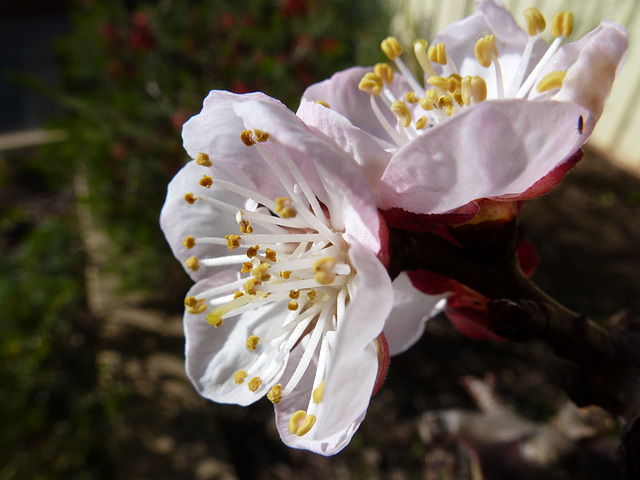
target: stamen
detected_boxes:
[184,193,197,204]
[381,36,403,60]
[185,297,207,314]
[552,11,574,38]
[523,7,546,36]
[267,384,283,404]
[428,42,447,65]
[251,263,271,282]
[369,96,406,146]
[205,292,253,326]
[288,301,299,311]
[391,100,413,128]
[288,410,317,437]
[225,234,241,250]
[475,34,498,68]
[536,70,566,93]
[247,377,262,392]
[427,75,450,92]
[185,256,200,271]
[404,92,419,104]
[234,370,247,384]
[313,257,338,285]
[253,129,269,142]
[415,115,428,130]
[413,39,437,78]
[314,100,330,108]
[275,197,297,218]
[374,63,394,85]
[246,245,260,258]
[358,72,383,97]
[461,75,488,105]
[420,90,438,111]
[240,130,256,146]
[196,152,212,167]
[184,236,196,249]
[246,335,260,351]
[312,380,325,403]
[265,248,277,261]
[238,218,253,234]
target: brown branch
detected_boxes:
[390,228,640,479]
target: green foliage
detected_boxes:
[0,152,124,479]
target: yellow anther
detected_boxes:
[420,90,438,111]
[275,197,297,218]
[404,91,419,104]
[184,296,207,314]
[523,7,546,36]
[552,11,573,38]
[427,75,450,91]
[248,377,262,393]
[238,218,253,234]
[536,70,567,93]
[428,42,447,65]
[448,73,462,93]
[241,261,254,273]
[267,384,283,404]
[312,380,325,404]
[199,175,213,188]
[374,63,394,85]
[233,291,244,299]
[262,293,271,299]
[288,301,299,311]
[234,370,247,384]
[390,100,412,128]
[461,75,488,105]
[265,248,277,262]
[253,129,269,142]
[451,91,464,106]
[289,290,300,300]
[240,129,255,146]
[252,263,271,282]
[280,271,292,279]
[184,236,196,249]
[307,290,317,301]
[246,245,259,258]
[185,256,200,271]
[184,193,197,204]
[244,278,258,295]
[475,34,498,68]
[381,36,403,60]
[196,152,212,167]
[358,72,383,97]
[246,335,260,351]
[206,310,224,327]
[437,95,454,113]
[413,39,436,77]
[225,234,241,250]
[314,100,331,108]
[415,115,428,130]
[313,257,338,285]
[288,410,317,436]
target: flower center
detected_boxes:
[356,7,574,149]
[182,131,353,436]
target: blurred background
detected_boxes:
[1,0,639,479]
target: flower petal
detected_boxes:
[184,274,290,406]
[380,99,588,214]
[383,272,447,356]
[314,241,393,439]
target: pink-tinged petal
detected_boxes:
[554,22,628,126]
[382,202,480,231]
[273,332,368,455]
[445,305,505,342]
[182,90,285,161]
[235,99,383,254]
[160,161,250,281]
[184,274,290,406]
[380,99,588,214]
[493,149,583,202]
[383,273,446,356]
[314,242,393,439]
[298,66,397,143]
[298,98,391,205]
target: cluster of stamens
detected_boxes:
[181,131,354,438]
[353,7,574,148]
